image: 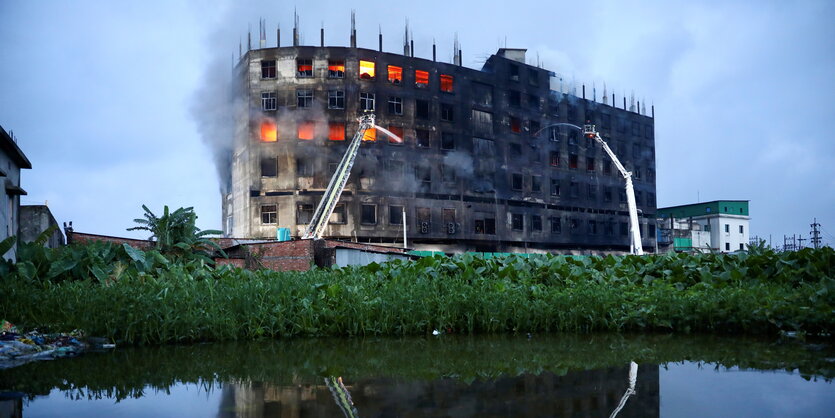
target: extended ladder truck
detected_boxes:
[583,124,644,255]
[301,113,401,240]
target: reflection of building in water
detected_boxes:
[217,365,659,417]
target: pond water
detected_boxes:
[1,334,832,417]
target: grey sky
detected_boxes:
[1,0,833,246]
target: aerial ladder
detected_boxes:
[582,124,643,255]
[302,113,401,240]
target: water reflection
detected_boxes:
[1,334,831,417]
[219,364,657,417]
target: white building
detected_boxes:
[657,200,750,253]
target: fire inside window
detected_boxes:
[359,60,375,79]
[415,70,429,88]
[261,205,277,224]
[362,127,376,141]
[297,121,315,140]
[387,65,402,84]
[328,60,345,78]
[328,123,345,141]
[297,59,313,77]
[387,126,404,144]
[510,117,522,133]
[440,74,454,93]
[328,90,345,109]
[360,92,375,111]
[261,92,276,111]
[260,120,277,142]
[261,60,276,78]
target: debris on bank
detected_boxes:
[0,320,114,370]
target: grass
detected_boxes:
[1,245,833,345]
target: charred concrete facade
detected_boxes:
[224,44,657,253]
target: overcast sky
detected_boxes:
[1,0,833,247]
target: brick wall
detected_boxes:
[69,231,154,250]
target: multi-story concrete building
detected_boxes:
[0,125,32,261]
[657,200,750,253]
[223,33,657,254]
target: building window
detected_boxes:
[509,143,522,158]
[570,181,579,198]
[360,92,375,111]
[739,225,744,233]
[297,121,315,140]
[328,123,345,141]
[511,173,523,191]
[414,207,431,233]
[551,217,561,234]
[387,65,403,84]
[605,221,614,236]
[472,110,493,136]
[549,151,560,167]
[529,120,541,136]
[549,126,560,142]
[473,81,493,106]
[725,242,730,251]
[509,90,521,107]
[441,132,455,150]
[328,90,345,109]
[634,165,642,180]
[586,157,595,171]
[296,204,314,224]
[296,158,313,177]
[328,60,345,78]
[440,74,454,92]
[527,94,539,110]
[260,120,277,142]
[387,160,404,179]
[510,117,522,133]
[740,243,744,251]
[442,164,456,182]
[389,205,404,225]
[358,204,377,224]
[603,161,612,175]
[388,96,403,115]
[528,68,539,86]
[509,63,519,81]
[261,60,276,78]
[588,184,597,199]
[569,154,578,169]
[725,224,730,233]
[619,189,627,202]
[632,122,640,136]
[415,166,431,192]
[604,187,612,202]
[261,157,277,177]
[531,175,542,193]
[474,216,496,235]
[440,103,454,121]
[645,125,653,138]
[296,59,313,77]
[532,215,542,232]
[588,220,598,235]
[416,129,430,148]
[325,203,346,224]
[568,131,578,145]
[415,70,429,88]
[387,126,404,144]
[261,92,276,111]
[297,89,313,108]
[550,179,560,196]
[567,106,577,122]
[415,100,430,119]
[261,205,277,224]
[359,60,375,79]
[511,213,524,231]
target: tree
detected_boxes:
[127,205,224,260]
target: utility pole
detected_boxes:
[797,235,806,249]
[810,218,822,249]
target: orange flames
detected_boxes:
[415,70,429,86]
[387,65,403,84]
[440,74,454,92]
[297,121,315,140]
[260,120,277,142]
[359,60,375,79]
[329,123,345,141]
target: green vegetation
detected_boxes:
[1,236,832,344]
[127,204,224,262]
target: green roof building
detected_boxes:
[657,200,749,253]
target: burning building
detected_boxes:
[222,22,657,254]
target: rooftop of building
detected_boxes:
[0,125,32,170]
[658,200,749,219]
